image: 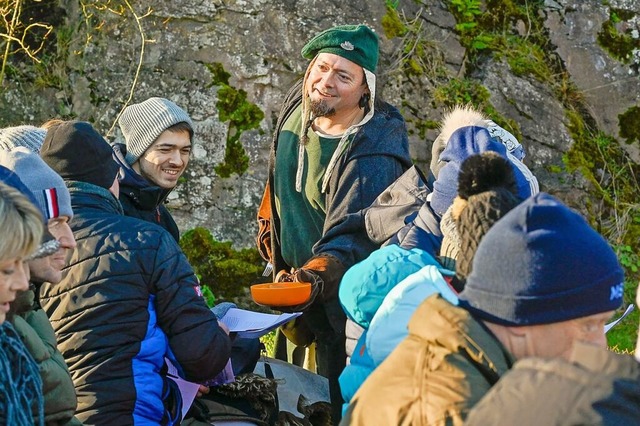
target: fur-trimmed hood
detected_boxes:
[428,105,538,196]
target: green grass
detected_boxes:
[608,277,639,353]
[260,330,277,357]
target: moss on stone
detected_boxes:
[205,62,264,178]
[502,36,552,83]
[443,0,555,82]
[206,62,231,86]
[381,3,408,39]
[180,227,264,302]
[564,110,640,242]
[432,78,523,140]
[597,9,640,64]
[432,77,489,106]
[618,105,640,145]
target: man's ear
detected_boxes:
[505,325,527,337]
[359,92,370,109]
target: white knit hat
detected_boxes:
[118,97,193,165]
[0,125,46,152]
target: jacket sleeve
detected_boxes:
[150,232,231,382]
[338,245,436,328]
[316,151,410,268]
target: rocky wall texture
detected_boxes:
[1,0,638,248]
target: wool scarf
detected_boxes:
[0,322,44,426]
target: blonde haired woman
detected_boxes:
[0,178,45,426]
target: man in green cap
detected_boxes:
[256,23,412,422]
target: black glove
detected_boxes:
[272,268,323,313]
[272,254,346,313]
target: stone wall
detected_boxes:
[1,0,638,247]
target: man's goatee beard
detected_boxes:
[310,99,335,118]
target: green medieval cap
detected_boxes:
[301,24,379,73]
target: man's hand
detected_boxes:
[275,269,295,282]
[271,254,345,312]
[197,384,210,398]
[272,268,323,313]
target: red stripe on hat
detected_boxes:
[44,188,59,218]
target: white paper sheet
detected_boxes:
[220,308,302,339]
[165,358,200,421]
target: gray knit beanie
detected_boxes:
[0,125,46,153]
[118,97,193,165]
[0,147,73,221]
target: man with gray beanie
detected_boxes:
[343,192,625,426]
[114,97,194,241]
[0,124,77,276]
[38,120,231,425]
[0,143,77,276]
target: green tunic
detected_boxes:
[274,105,341,268]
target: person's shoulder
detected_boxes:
[371,102,404,125]
[357,103,408,150]
[98,213,177,247]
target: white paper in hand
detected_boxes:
[220,308,302,339]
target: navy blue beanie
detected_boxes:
[458,193,624,326]
[430,126,533,217]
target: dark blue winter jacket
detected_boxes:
[40,182,231,425]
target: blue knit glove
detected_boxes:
[210,302,237,320]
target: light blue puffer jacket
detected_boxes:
[338,243,457,415]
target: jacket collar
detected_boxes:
[112,143,171,208]
[67,181,124,215]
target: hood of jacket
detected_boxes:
[409,294,515,378]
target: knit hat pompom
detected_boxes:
[118,97,193,165]
[301,24,379,73]
[458,192,625,326]
[456,151,517,200]
[430,126,533,217]
[447,152,522,289]
[428,105,538,196]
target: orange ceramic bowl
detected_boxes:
[250,282,312,307]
